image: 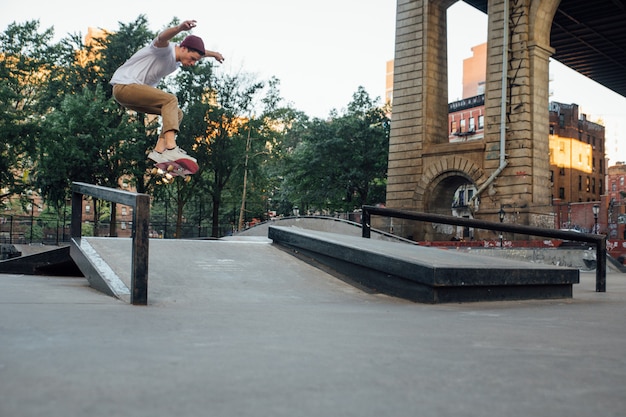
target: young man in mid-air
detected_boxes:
[110,19,224,165]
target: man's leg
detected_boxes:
[156,109,183,152]
[112,84,183,153]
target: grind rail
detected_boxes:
[71,182,150,305]
[361,205,606,292]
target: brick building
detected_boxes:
[549,101,605,203]
[606,163,626,239]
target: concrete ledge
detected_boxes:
[268,226,580,303]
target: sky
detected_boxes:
[2,0,625,162]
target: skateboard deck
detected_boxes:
[151,158,199,183]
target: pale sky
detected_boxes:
[2,0,625,162]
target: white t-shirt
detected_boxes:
[110,40,180,87]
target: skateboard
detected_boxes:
[151,158,199,183]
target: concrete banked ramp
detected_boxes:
[59,225,579,304]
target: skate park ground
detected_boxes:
[1,235,625,417]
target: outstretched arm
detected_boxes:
[204,50,225,63]
[154,20,197,47]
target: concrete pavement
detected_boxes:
[1,237,625,417]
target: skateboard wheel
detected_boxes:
[184,175,191,182]
[167,165,175,172]
[150,167,158,175]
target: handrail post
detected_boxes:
[596,237,606,292]
[131,194,150,305]
[71,190,83,239]
[362,208,371,238]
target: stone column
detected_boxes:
[482,0,558,227]
[386,0,456,213]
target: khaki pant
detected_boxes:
[112,84,183,134]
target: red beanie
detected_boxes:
[180,35,205,56]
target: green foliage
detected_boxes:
[162,63,267,237]
[281,87,389,213]
[37,84,144,206]
[0,20,57,203]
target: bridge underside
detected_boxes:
[464,0,626,97]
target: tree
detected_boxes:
[281,87,390,213]
[37,84,143,211]
[175,66,266,237]
[0,21,58,206]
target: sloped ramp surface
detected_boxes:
[73,237,370,305]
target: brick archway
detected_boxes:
[415,156,486,203]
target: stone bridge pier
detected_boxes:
[386,0,560,241]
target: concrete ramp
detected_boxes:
[268,226,580,303]
[71,236,370,305]
[4,230,582,305]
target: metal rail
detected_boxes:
[361,205,606,292]
[71,182,150,305]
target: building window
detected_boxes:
[460,119,466,132]
[559,187,565,199]
[549,125,555,134]
[451,120,457,134]
[469,117,475,132]
[559,167,565,176]
[579,176,582,191]
[559,114,565,128]
[478,115,484,129]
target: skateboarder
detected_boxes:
[110,19,224,166]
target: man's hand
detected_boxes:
[156,20,197,46]
[179,20,197,31]
[207,51,225,63]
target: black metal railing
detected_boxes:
[71,182,150,305]
[361,205,607,292]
